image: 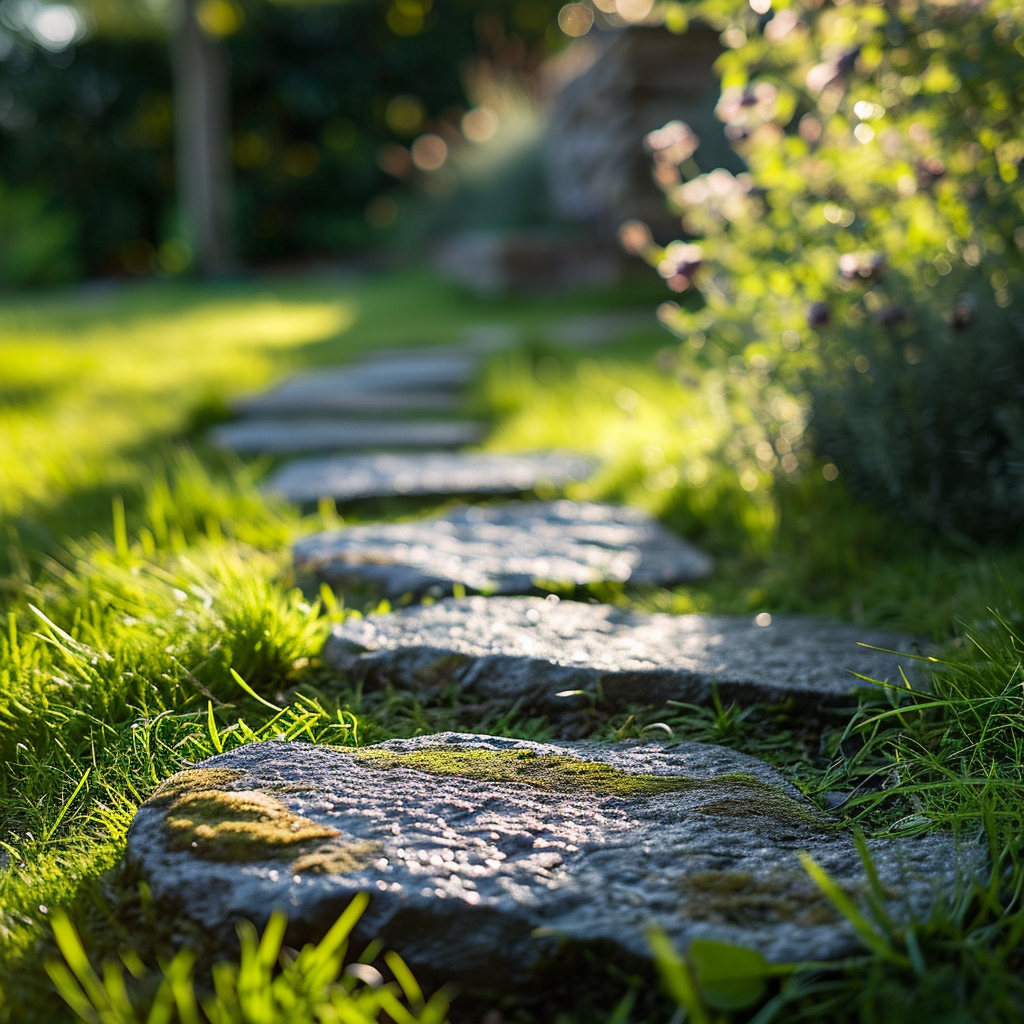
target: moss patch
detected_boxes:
[355,747,828,826]
[160,789,341,862]
[148,768,246,804]
[291,841,383,875]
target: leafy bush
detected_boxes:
[644,0,1024,536]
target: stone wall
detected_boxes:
[545,25,743,240]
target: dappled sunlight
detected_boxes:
[0,294,356,520]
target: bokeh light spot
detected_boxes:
[385,95,425,137]
[411,134,447,171]
[462,107,499,143]
[557,3,593,37]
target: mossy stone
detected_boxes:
[126,737,979,982]
[355,745,828,827]
[162,789,341,862]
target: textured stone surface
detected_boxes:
[295,501,712,599]
[546,26,741,235]
[126,735,976,985]
[266,452,596,504]
[210,419,484,455]
[326,597,925,711]
[235,351,480,416]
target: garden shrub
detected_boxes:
[642,0,1024,537]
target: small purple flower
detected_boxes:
[807,301,831,327]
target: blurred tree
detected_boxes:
[171,0,232,275]
[0,0,563,279]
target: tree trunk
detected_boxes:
[171,0,232,277]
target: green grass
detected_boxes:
[0,269,1022,1023]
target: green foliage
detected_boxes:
[46,894,452,1024]
[647,0,1024,536]
[2,275,1024,1022]
[0,0,565,277]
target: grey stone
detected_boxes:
[433,230,625,294]
[326,597,925,712]
[546,27,742,235]
[210,419,485,455]
[236,390,462,417]
[265,452,597,505]
[126,735,978,986]
[295,501,712,599]
[235,351,480,416]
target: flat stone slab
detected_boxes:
[294,501,712,599]
[236,390,462,417]
[210,419,485,455]
[266,452,596,504]
[235,351,480,416]
[126,735,975,986]
[326,597,924,711]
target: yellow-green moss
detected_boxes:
[148,768,246,804]
[161,789,341,862]
[290,841,383,875]
[355,747,828,827]
[679,870,844,927]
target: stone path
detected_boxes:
[220,344,490,462]
[236,350,481,418]
[326,596,922,712]
[294,500,713,599]
[127,735,976,985]
[163,322,962,1000]
[236,390,461,417]
[211,419,485,455]
[266,452,597,504]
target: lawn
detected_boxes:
[1,269,1022,1022]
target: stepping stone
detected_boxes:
[295,501,713,600]
[325,597,924,712]
[126,734,977,986]
[210,419,485,455]
[266,451,596,505]
[235,352,480,416]
[235,391,462,417]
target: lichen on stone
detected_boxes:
[355,746,825,825]
[161,789,341,862]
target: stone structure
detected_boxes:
[210,419,485,455]
[546,25,743,239]
[126,735,977,987]
[326,596,924,712]
[294,501,712,599]
[265,452,596,504]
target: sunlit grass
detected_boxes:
[0,270,1022,1022]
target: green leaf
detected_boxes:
[688,938,770,1011]
[646,925,710,1024]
